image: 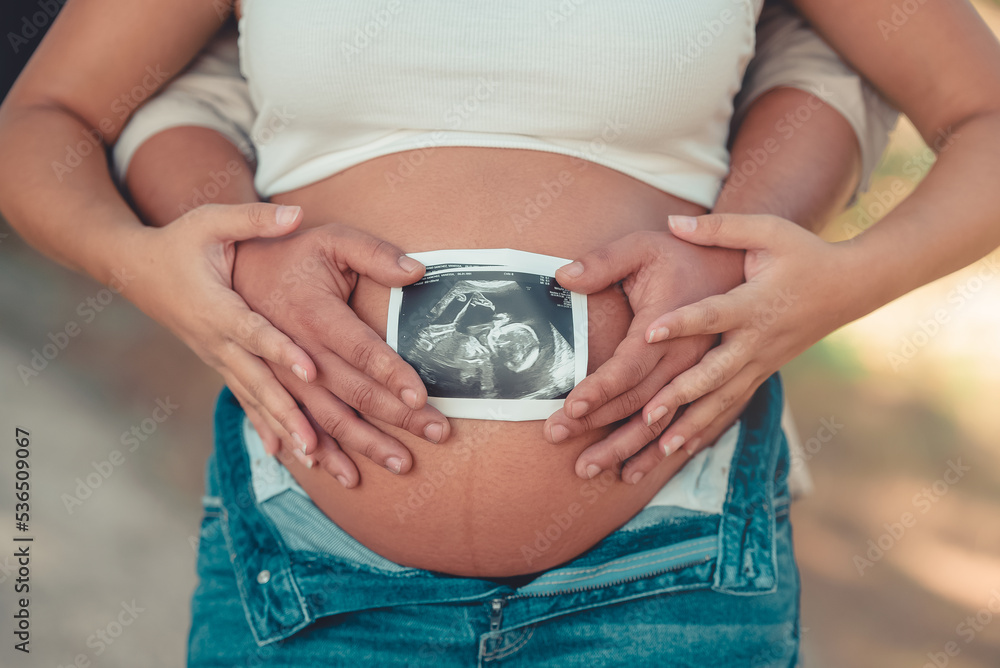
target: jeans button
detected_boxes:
[257,569,271,585]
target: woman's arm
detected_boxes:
[0,0,443,475]
[122,126,308,461]
[548,85,872,479]
[625,0,1000,473]
[548,55,891,478]
[0,0,331,449]
[0,0,222,280]
[120,114,454,481]
[544,2,902,478]
[115,6,876,484]
[792,0,1000,297]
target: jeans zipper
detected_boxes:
[504,553,713,602]
[489,598,505,631]
[485,554,711,633]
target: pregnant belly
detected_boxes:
[271,147,715,577]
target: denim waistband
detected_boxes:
[204,374,789,646]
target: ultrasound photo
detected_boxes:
[386,250,588,420]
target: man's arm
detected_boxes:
[114,1,899,484]
[551,2,901,479]
[673,2,897,476]
[549,85,868,477]
[720,0,899,227]
[115,20,259,225]
[114,30,453,483]
[717,86,860,228]
[599,0,1000,481]
[126,127,258,225]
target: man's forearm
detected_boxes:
[125,127,259,227]
[715,87,862,230]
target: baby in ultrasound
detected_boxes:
[400,279,575,401]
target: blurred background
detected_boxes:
[2,2,1000,667]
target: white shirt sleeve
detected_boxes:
[734,1,899,198]
[111,22,256,185]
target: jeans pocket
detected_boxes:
[713,374,787,596]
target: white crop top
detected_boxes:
[238,0,764,206]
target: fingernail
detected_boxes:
[561,262,584,278]
[401,388,419,410]
[550,424,570,443]
[424,422,444,443]
[647,327,669,343]
[647,405,668,426]
[386,456,403,474]
[662,435,686,455]
[336,475,350,488]
[585,464,602,479]
[570,401,589,419]
[683,438,702,456]
[668,215,697,233]
[629,471,645,485]
[292,363,310,383]
[275,205,300,226]
[398,255,422,273]
[293,448,313,468]
[293,432,307,454]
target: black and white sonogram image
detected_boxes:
[396,271,576,401]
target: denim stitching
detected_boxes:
[482,625,535,662]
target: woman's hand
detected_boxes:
[124,202,323,462]
[232,221,453,486]
[633,213,861,470]
[545,229,745,481]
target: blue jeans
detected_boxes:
[188,375,799,667]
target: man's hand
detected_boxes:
[543,230,744,483]
[233,222,452,486]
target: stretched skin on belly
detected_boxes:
[273,146,721,577]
